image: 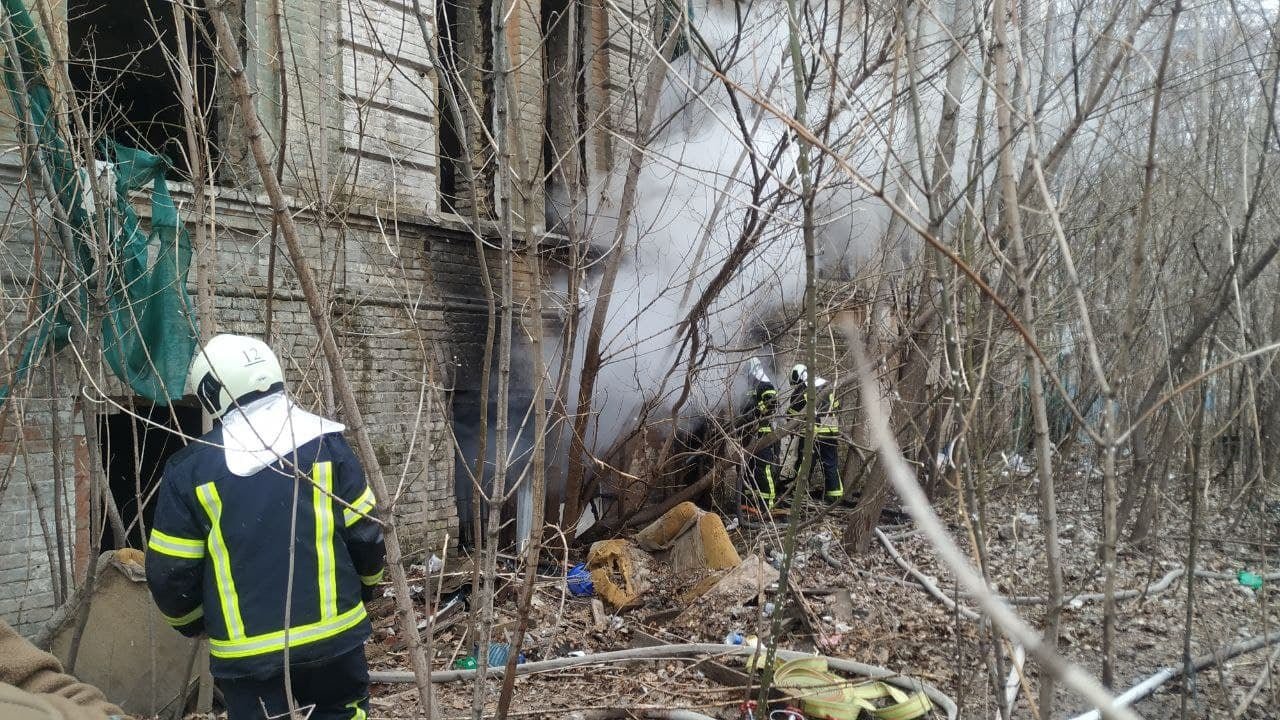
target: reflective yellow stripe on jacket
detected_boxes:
[148,529,205,559]
[313,462,339,620]
[162,605,204,627]
[208,603,368,659]
[342,486,376,527]
[817,392,840,433]
[196,482,246,640]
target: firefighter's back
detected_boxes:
[153,430,374,680]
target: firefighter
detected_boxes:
[786,363,844,502]
[146,334,385,720]
[742,378,780,515]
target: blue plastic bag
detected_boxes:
[567,563,594,596]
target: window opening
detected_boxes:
[67,0,221,179]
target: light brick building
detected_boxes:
[0,0,658,636]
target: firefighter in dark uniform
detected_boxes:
[786,363,844,502]
[146,334,385,720]
[742,378,780,515]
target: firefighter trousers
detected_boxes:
[745,438,779,510]
[788,434,843,500]
[219,645,370,720]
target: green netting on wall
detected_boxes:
[0,0,197,405]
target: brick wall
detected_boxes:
[335,0,441,212]
[0,171,546,637]
[0,370,79,637]
[583,0,656,174]
[0,0,549,637]
[446,0,546,231]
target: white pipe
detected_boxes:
[369,642,959,720]
[998,645,1025,720]
[1070,632,1280,720]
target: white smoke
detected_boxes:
[549,0,970,468]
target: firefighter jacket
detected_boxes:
[787,382,840,434]
[753,383,778,434]
[145,430,385,680]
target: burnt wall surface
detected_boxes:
[437,238,541,538]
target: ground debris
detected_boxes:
[362,479,1279,719]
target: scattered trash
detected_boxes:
[1238,571,1264,590]
[591,598,608,631]
[725,630,745,645]
[587,539,655,609]
[724,517,741,532]
[771,707,806,720]
[678,554,779,623]
[997,512,1040,541]
[763,601,776,618]
[823,588,857,626]
[428,554,444,574]
[420,582,472,634]
[1000,452,1033,476]
[567,650,588,657]
[567,563,594,597]
[480,642,525,666]
[738,699,760,720]
[440,582,472,609]
[636,501,742,577]
[453,655,478,670]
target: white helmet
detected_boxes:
[747,356,772,384]
[790,363,808,385]
[187,334,285,418]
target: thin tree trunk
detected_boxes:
[263,0,288,340]
[409,0,497,559]
[991,0,1063,714]
[198,4,437,715]
[1180,352,1210,720]
[561,25,681,534]
[172,0,216,345]
[470,0,517,712]
[757,0,819,705]
[494,145,549,720]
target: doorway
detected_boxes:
[97,402,203,550]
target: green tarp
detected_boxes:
[0,0,197,405]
